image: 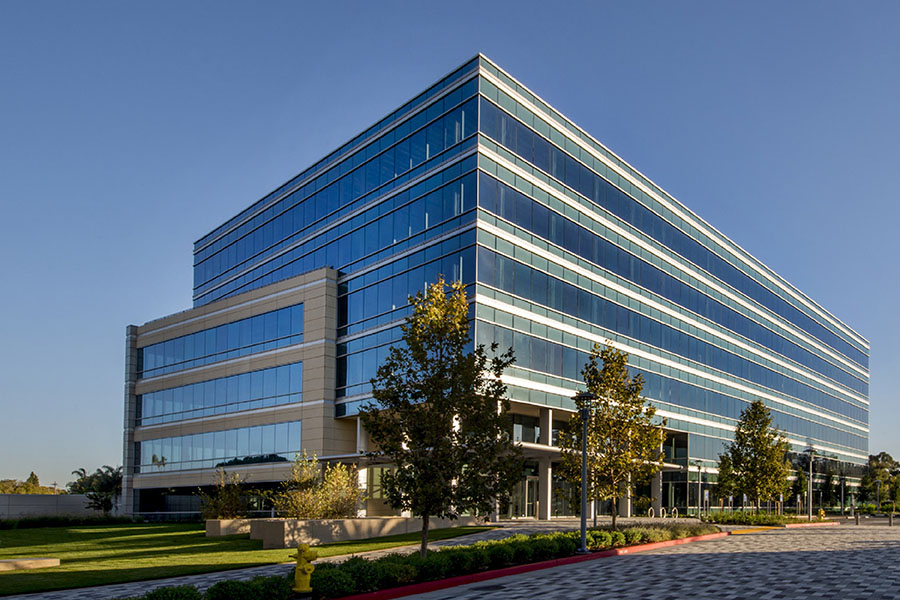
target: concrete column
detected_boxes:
[651,471,662,516]
[539,407,553,446]
[538,457,552,520]
[121,325,138,516]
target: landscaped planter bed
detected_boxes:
[335,531,729,600]
[309,524,722,599]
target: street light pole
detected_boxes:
[574,390,597,554]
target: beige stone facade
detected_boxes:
[122,267,359,514]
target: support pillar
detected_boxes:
[651,471,662,516]
[538,457,552,520]
[539,407,553,446]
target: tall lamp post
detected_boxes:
[804,448,816,521]
[691,459,703,517]
[574,390,597,554]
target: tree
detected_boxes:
[718,400,790,512]
[359,276,522,557]
[197,468,248,519]
[558,343,665,530]
[860,452,898,504]
[270,451,365,519]
[822,471,837,509]
[791,462,808,513]
[69,465,122,515]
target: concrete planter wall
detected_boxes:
[206,516,480,548]
[205,519,252,536]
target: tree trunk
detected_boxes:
[420,514,429,558]
[611,496,618,530]
[593,498,597,528]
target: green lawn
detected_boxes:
[0,523,493,596]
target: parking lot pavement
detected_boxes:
[410,525,900,600]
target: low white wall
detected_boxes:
[234,516,482,549]
[0,494,100,519]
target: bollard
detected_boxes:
[855,513,860,526]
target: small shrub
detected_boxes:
[441,548,475,573]
[339,557,381,593]
[588,530,612,550]
[641,527,670,543]
[310,566,356,599]
[418,551,452,581]
[204,580,258,600]
[464,545,490,571]
[486,542,515,568]
[529,535,557,561]
[624,529,643,545]
[507,536,534,563]
[141,585,202,600]
[248,575,292,600]
[549,532,577,556]
[610,531,625,547]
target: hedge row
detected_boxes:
[700,512,811,526]
[0,515,142,530]
[117,524,717,600]
[312,524,717,598]
[116,575,293,600]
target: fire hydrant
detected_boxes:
[818,508,826,521]
[289,543,317,593]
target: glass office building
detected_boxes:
[124,55,868,518]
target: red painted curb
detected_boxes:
[335,532,729,600]
[783,521,840,528]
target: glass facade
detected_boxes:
[138,304,303,378]
[137,363,302,425]
[136,421,302,473]
[130,56,869,515]
[472,56,869,468]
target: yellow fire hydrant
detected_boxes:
[818,508,826,521]
[289,543,317,593]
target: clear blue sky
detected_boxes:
[1,1,897,487]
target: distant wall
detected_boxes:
[0,494,101,519]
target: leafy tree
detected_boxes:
[271,451,321,518]
[822,471,837,508]
[68,465,122,515]
[558,343,665,530]
[718,400,790,512]
[717,453,737,501]
[270,451,365,518]
[791,461,808,512]
[197,468,248,519]
[0,474,59,495]
[360,276,522,557]
[860,452,898,505]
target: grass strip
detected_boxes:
[0,523,493,596]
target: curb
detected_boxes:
[783,521,840,528]
[337,532,730,600]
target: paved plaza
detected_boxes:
[412,524,900,600]
[4,521,900,599]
